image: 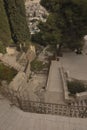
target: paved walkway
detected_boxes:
[0,95,87,130]
[47,61,62,92]
[60,52,87,81]
[45,61,65,104]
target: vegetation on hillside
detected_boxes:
[67,80,87,95]
[31,59,48,72]
[3,0,30,47]
[0,63,17,83]
[32,0,87,54]
[0,0,30,53]
[0,0,12,53]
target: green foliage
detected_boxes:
[40,0,58,12]
[67,80,86,94]
[46,45,56,53]
[0,0,12,53]
[0,41,6,53]
[32,15,61,47]
[3,0,30,45]
[0,0,30,53]
[33,0,87,51]
[0,63,17,83]
[31,59,48,72]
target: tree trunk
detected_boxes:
[57,43,63,57]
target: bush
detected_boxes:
[31,59,48,72]
[0,63,17,83]
[67,80,86,95]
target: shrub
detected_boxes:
[0,63,17,83]
[67,80,86,95]
[31,59,48,72]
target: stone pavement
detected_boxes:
[45,61,65,104]
[0,95,87,130]
[60,52,87,81]
[47,61,62,92]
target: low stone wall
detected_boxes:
[0,84,19,107]
[76,92,87,100]
[9,72,28,93]
[6,47,17,55]
[26,45,36,62]
[59,67,74,102]
[24,61,31,79]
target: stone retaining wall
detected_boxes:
[59,67,74,102]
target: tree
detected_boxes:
[0,0,12,53]
[33,0,87,54]
[32,14,61,47]
[3,0,30,47]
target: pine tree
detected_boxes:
[33,0,87,54]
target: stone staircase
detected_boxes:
[0,54,24,71]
